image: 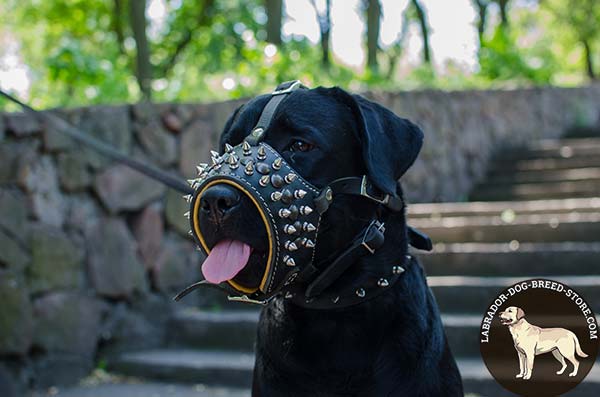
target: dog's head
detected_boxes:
[195,86,423,296]
[499,306,525,325]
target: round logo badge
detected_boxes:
[480,278,598,396]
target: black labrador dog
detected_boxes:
[200,86,463,396]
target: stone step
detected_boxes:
[428,275,600,314]
[408,197,600,219]
[410,212,600,243]
[529,137,600,151]
[488,156,600,173]
[419,242,600,277]
[108,350,600,396]
[485,167,600,185]
[470,179,600,201]
[497,140,600,161]
[169,310,482,357]
[34,382,250,397]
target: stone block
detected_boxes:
[0,189,29,243]
[31,354,93,389]
[87,218,148,298]
[5,113,40,137]
[94,163,165,213]
[153,237,200,293]
[135,119,177,166]
[0,140,39,185]
[32,292,102,356]
[57,151,91,191]
[28,225,84,293]
[132,203,164,270]
[179,119,216,178]
[0,230,29,272]
[165,188,192,237]
[0,273,33,355]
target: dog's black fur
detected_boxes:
[203,87,463,396]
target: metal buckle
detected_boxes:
[360,176,390,205]
[361,220,385,254]
[227,294,271,305]
[272,80,303,95]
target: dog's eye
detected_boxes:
[289,140,315,152]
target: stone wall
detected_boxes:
[0,85,599,393]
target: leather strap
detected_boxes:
[325,176,404,212]
[246,80,306,145]
[304,220,385,299]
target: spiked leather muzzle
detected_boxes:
[188,140,329,300]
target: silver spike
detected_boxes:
[272,158,282,170]
[284,173,297,183]
[285,241,298,251]
[392,265,405,275]
[210,150,220,158]
[304,239,315,248]
[242,141,252,155]
[271,191,283,201]
[211,156,219,166]
[299,206,313,215]
[188,230,193,236]
[184,211,190,219]
[187,178,198,187]
[377,278,389,287]
[356,288,366,298]
[257,146,267,160]
[303,222,316,232]
[294,189,307,199]
[196,163,208,175]
[259,175,270,187]
[284,256,296,267]
[284,224,297,234]
[279,208,291,218]
[183,194,193,202]
[244,161,254,175]
[225,143,234,152]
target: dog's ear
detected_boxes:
[334,89,424,195]
[516,308,525,320]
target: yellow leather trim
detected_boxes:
[192,178,273,294]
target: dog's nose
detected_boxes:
[200,184,241,220]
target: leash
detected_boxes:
[0,89,193,195]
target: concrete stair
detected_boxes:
[108,137,600,396]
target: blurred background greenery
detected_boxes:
[0,0,598,109]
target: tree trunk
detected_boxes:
[496,0,509,28]
[411,0,431,64]
[265,0,282,45]
[311,0,331,68]
[366,0,381,73]
[129,0,152,100]
[112,0,125,54]
[472,0,488,43]
[582,39,596,80]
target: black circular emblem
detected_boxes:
[479,278,598,396]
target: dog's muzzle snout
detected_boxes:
[200,184,241,221]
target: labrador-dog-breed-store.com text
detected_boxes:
[182,82,463,396]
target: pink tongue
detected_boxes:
[202,240,252,284]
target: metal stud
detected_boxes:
[285,291,293,299]
[271,191,282,201]
[284,224,297,234]
[281,189,293,204]
[279,208,291,218]
[392,266,405,275]
[252,127,264,137]
[259,175,270,187]
[211,156,219,166]
[270,174,285,188]
[188,230,193,236]
[210,150,220,158]
[299,206,313,215]
[303,222,316,232]
[287,205,299,221]
[183,194,193,202]
[184,211,190,219]
[283,255,296,267]
[294,189,307,199]
[196,163,208,175]
[272,158,282,170]
[284,173,297,183]
[256,162,270,175]
[186,179,196,187]
[285,241,298,251]
[227,154,239,169]
[377,278,389,287]
[304,239,315,248]
[405,254,412,261]
[257,146,267,160]
[244,161,254,176]
[225,143,234,152]
[356,288,366,298]
[242,141,252,155]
